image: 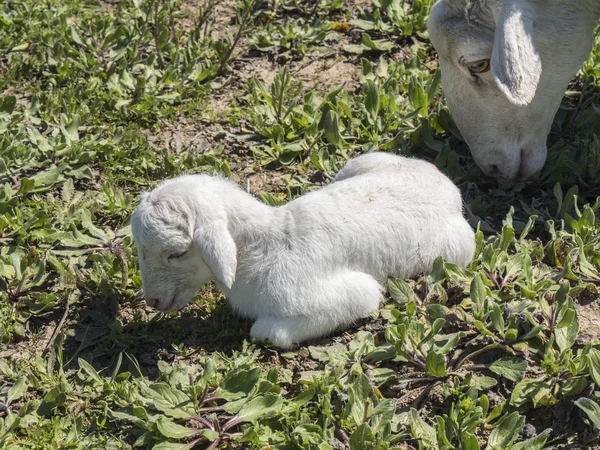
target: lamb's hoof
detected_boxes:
[250,317,297,350]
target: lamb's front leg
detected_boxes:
[250,271,383,349]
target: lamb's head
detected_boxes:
[131,176,237,312]
[427,0,595,183]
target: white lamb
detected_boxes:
[131,153,476,349]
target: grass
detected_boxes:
[1,0,600,448]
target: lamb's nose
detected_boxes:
[146,298,159,308]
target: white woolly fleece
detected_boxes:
[131,152,476,348]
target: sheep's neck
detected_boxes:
[533,0,600,20]
[464,0,600,21]
[581,0,600,18]
[223,191,275,244]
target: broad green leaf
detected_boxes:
[498,224,515,252]
[512,428,552,450]
[322,110,344,146]
[0,416,21,446]
[553,183,563,216]
[410,408,437,447]
[349,423,376,450]
[152,443,190,450]
[421,318,446,345]
[203,429,219,441]
[109,409,144,426]
[349,19,376,30]
[387,278,414,303]
[369,398,395,430]
[369,368,398,386]
[425,351,448,378]
[308,344,348,364]
[473,320,496,338]
[556,297,579,352]
[6,377,28,405]
[555,281,570,306]
[574,397,600,430]
[156,417,197,439]
[219,367,261,400]
[133,406,149,420]
[427,304,450,321]
[29,164,66,192]
[519,215,538,241]
[408,76,427,116]
[361,33,394,51]
[80,209,108,241]
[111,352,123,384]
[349,373,377,425]
[504,329,518,342]
[470,273,487,306]
[510,380,551,408]
[436,415,453,447]
[364,79,380,121]
[489,299,504,336]
[236,394,283,423]
[78,358,103,385]
[1,96,16,115]
[470,375,497,391]
[562,376,587,397]
[65,115,80,141]
[292,387,315,406]
[587,349,600,387]
[70,26,83,45]
[426,69,442,105]
[428,256,446,284]
[486,403,504,423]
[487,412,525,449]
[481,395,489,417]
[556,307,575,328]
[462,432,480,450]
[488,358,527,382]
[365,345,396,363]
[141,383,193,418]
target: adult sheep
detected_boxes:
[427,0,600,183]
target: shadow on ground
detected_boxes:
[61,283,252,378]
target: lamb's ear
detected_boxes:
[193,220,237,289]
[491,2,541,106]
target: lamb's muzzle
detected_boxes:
[131,152,476,348]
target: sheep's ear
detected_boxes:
[193,220,237,289]
[491,2,541,106]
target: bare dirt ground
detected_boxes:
[576,289,600,343]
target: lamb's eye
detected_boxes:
[167,251,188,261]
[467,59,490,74]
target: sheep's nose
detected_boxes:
[481,162,518,185]
[146,298,159,308]
[481,163,500,178]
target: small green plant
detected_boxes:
[349,0,436,53]
[249,19,338,59]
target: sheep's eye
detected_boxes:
[167,251,188,261]
[467,59,490,74]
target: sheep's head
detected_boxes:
[131,177,237,312]
[427,0,594,183]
